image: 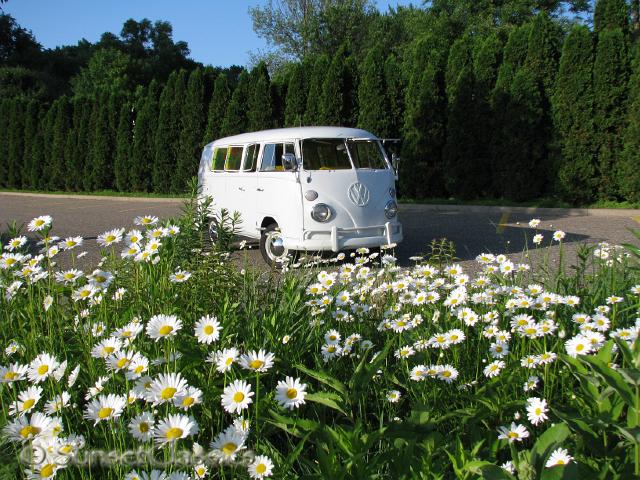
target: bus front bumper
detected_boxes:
[284,222,403,252]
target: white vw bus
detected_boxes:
[197,126,403,264]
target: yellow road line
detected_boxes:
[496,212,511,234]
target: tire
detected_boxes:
[259,223,292,267]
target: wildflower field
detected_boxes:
[1,195,640,480]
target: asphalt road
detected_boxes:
[1,192,639,273]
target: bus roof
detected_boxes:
[206,126,379,148]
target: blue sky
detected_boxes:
[2,0,417,67]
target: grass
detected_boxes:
[0,188,189,199]
[400,196,640,209]
[0,189,639,479]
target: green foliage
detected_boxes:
[594,0,629,32]
[247,62,274,132]
[593,27,629,199]
[153,72,181,193]
[357,43,389,136]
[70,48,131,100]
[203,73,231,143]
[0,100,11,187]
[174,68,205,193]
[48,96,71,190]
[114,102,132,192]
[85,94,113,190]
[130,80,160,192]
[319,45,357,126]
[221,70,250,137]
[6,99,25,189]
[619,43,640,202]
[304,54,330,125]
[21,99,39,189]
[552,25,596,203]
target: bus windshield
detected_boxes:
[346,140,388,170]
[301,138,388,170]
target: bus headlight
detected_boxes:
[385,200,398,219]
[311,203,333,222]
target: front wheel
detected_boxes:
[260,223,292,267]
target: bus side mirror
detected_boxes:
[282,153,298,171]
[391,153,401,173]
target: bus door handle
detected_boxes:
[238,187,245,192]
[257,188,264,192]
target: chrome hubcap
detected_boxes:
[265,230,287,261]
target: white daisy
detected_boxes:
[170,269,191,283]
[97,228,125,247]
[239,349,275,373]
[386,390,401,403]
[154,414,198,446]
[174,386,203,410]
[28,353,60,383]
[497,423,529,443]
[146,314,182,341]
[84,394,126,425]
[129,412,155,442]
[221,379,254,414]
[274,377,307,410]
[28,215,53,232]
[1,362,28,383]
[210,347,239,373]
[210,428,247,462]
[148,372,189,405]
[526,397,549,426]
[194,315,222,344]
[545,447,573,467]
[248,455,274,479]
[4,412,54,442]
[9,386,43,417]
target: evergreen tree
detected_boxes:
[304,55,330,125]
[552,25,596,203]
[85,95,113,190]
[500,67,546,200]
[28,113,45,190]
[247,62,274,132]
[203,74,231,143]
[384,53,404,138]
[48,96,71,190]
[443,36,480,198]
[72,99,92,191]
[114,102,132,192]
[153,72,180,193]
[174,68,205,193]
[7,99,25,189]
[130,80,160,192]
[594,0,629,33]
[619,43,640,201]
[221,70,250,137]
[491,23,533,196]
[38,105,55,190]
[284,62,307,127]
[319,45,357,126]
[472,33,502,197]
[22,99,39,189]
[401,33,449,199]
[0,100,11,187]
[357,44,390,136]
[525,12,562,96]
[593,27,629,199]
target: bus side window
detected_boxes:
[211,147,226,171]
[243,144,259,172]
[225,146,243,171]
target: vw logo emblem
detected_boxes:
[348,182,370,207]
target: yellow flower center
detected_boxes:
[139,422,149,433]
[165,427,183,440]
[556,459,565,465]
[39,463,55,477]
[204,325,214,335]
[256,464,267,474]
[134,365,144,374]
[442,371,451,377]
[4,371,17,381]
[576,344,584,352]
[225,357,233,366]
[105,235,115,243]
[22,399,36,411]
[233,392,245,403]
[161,387,177,400]
[122,331,132,338]
[507,432,519,439]
[6,258,16,266]
[59,445,72,454]
[80,290,91,298]
[182,396,195,407]
[95,276,106,283]
[35,220,45,226]
[20,425,41,438]
[222,442,237,455]
[286,388,298,399]
[103,346,115,354]
[116,358,129,369]
[159,325,173,336]
[98,407,113,419]
[249,359,264,370]
[37,365,49,376]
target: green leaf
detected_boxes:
[615,425,640,444]
[295,363,347,397]
[540,463,579,480]
[268,409,320,437]
[531,423,571,471]
[580,356,635,408]
[480,464,516,479]
[305,391,349,417]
